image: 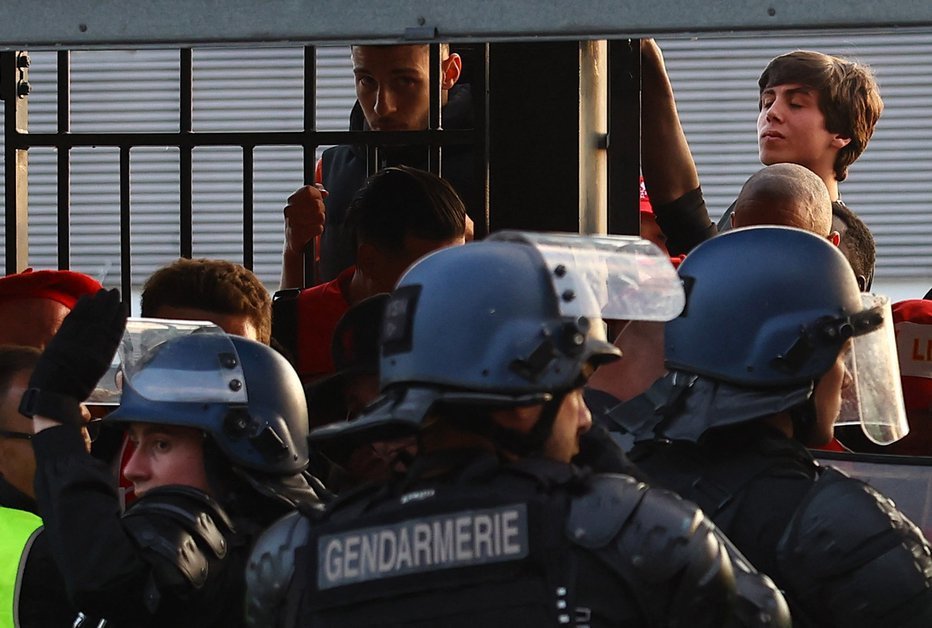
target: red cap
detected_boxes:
[893,299,932,412]
[0,268,103,309]
[639,176,654,215]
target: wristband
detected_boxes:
[18,388,84,426]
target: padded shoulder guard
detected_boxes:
[777,467,932,627]
[245,510,312,628]
[568,474,790,628]
[122,486,235,592]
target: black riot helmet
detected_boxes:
[106,327,309,476]
[647,226,908,445]
[667,226,865,386]
[311,231,685,448]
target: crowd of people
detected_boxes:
[1,40,931,627]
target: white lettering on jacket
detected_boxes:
[318,504,529,590]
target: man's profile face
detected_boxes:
[122,423,211,497]
[351,45,458,132]
[757,83,846,178]
[542,388,593,463]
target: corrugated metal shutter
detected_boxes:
[1,46,356,290]
[3,36,930,295]
[657,32,932,292]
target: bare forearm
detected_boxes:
[640,39,700,205]
[280,247,305,290]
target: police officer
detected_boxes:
[19,289,321,627]
[619,226,932,627]
[247,232,790,627]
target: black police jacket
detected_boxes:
[630,423,932,627]
[249,449,789,627]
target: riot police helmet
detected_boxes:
[660,226,907,445]
[311,231,685,446]
[105,322,309,475]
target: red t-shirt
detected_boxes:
[296,265,355,382]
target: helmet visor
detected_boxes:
[488,231,685,322]
[89,318,248,406]
[835,295,910,445]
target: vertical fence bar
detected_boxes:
[120,146,132,312]
[57,51,71,269]
[607,39,641,236]
[471,43,490,239]
[243,146,254,270]
[303,46,317,183]
[428,43,441,175]
[2,51,30,273]
[180,48,193,258]
[302,45,318,287]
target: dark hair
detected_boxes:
[141,258,272,344]
[759,50,883,182]
[0,346,40,423]
[831,202,876,291]
[345,166,466,254]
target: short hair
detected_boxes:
[759,50,883,182]
[351,43,452,59]
[345,166,467,254]
[831,202,876,291]
[0,346,40,422]
[141,258,272,344]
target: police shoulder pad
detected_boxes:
[566,473,648,549]
[777,467,932,625]
[779,466,932,574]
[122,485,236,590]
[245,511,312,626]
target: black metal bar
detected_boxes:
[2,51,30,274]
[607,39,641,236]
[428,43,441,175]
[119,146,132,312]
[10,129,474,149]
[243,145,254,270]
[302,45,318,287]
[57,50,71,269]
[471,43,490,239]
[180,48,193,258]
[303,46,316,181]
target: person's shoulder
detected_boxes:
[776,466,932,624]
[121,486,236,592]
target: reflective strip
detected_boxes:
[0,507,43,628]
[318,504,529,590]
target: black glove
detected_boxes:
[20,289,127,423]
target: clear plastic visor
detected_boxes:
[88,318,247,406]
[488,230,685,322]
[835,295,910,445]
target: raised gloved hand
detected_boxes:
[20,289,127,424]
